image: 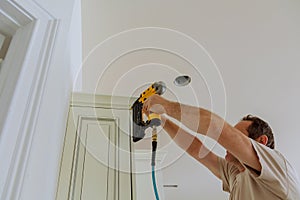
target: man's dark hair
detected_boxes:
[242,114,275,149]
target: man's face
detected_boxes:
[225,120,252,163]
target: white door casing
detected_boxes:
[0,0,81,199]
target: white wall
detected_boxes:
[69,0,83,91]
[81,0,300,199]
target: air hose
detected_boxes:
[151,126,160,200]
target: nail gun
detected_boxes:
[131,81,166,142]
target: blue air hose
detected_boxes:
[151,126,160,200]
[152,165,160,200]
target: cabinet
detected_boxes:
[56,94,135,200]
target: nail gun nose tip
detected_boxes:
[153,81,167,95]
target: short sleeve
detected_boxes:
[247,139,288,197]
[218,157,239,193]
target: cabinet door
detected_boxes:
[57,104,134,200]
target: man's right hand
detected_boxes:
[142,94,170,116]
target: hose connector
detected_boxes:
[151,126,158,166]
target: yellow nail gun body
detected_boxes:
[131,81,166,142]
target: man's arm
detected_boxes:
[161,115,222,179]
[143,95,262,172]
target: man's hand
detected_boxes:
[142,94,170,116]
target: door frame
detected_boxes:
[0,0,80,199]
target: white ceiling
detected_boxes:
[80,0,300,199]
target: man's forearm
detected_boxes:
[162,116,222,178]
[143,94,226,140]
[162,116,202,157]
[165,101,225,140]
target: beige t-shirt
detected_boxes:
[218,139,300,200]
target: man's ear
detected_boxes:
[256,135,268,146]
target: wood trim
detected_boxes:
[0,1,60,199]
[70,92,136,109]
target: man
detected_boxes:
[143,94,300,199]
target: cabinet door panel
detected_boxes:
[75,119,116,200]
[57,99,134,200]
